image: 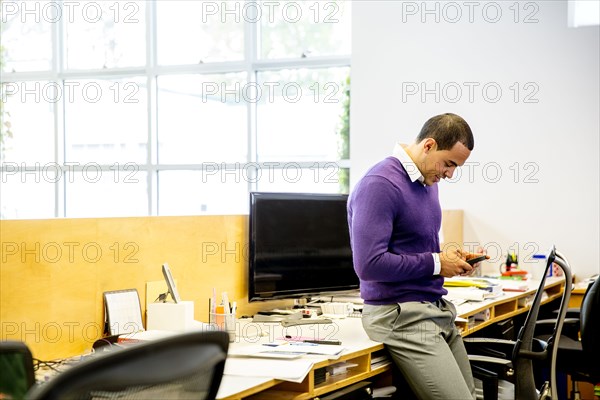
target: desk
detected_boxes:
[217,277,565,399]
[217,318,390,400]
[569,286,587,308]
[455,277,565,336]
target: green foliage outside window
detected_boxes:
[337,75,350,194]
[0,45,12,154]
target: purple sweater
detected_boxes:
[347,157,446,305]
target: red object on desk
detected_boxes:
[502,286,528,292]
[501,270,528,278]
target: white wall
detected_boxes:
[351,1,599,279]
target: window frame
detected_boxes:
[0,1,351,218]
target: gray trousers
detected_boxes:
[362,298,476,400]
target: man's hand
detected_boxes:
[439,249,473,277]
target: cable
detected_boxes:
[33,358,68,372]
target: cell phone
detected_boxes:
[466,255,488,265]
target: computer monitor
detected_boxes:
[248,192,358,301]
[162,263,181,303]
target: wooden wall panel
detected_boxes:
[1,211,462,360]
[0,216,293,360]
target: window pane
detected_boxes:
[65,169,148,217]
[0,170,56,219]
[1,81,55,164]
[255,165,345,194]
[64,78,148,164]
[156,1,244,65]
[260,0,351,59]
[157,73,247,164]
[64,1,146,69]
[0,1,53,72]
[257,67,350,162]
[158,170,247,215]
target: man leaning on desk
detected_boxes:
[348,113,487,400]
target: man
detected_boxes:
[347,113,479,399]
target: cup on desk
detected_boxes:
[320,302,353,318]
[210,312,237,342]
[529,254,548,280]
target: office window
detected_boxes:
[156,1,244,65]
[0,1,351,219]
[64,78,148,164]
[64,1,146,69]
[157,73,248,164]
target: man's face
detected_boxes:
[421,140,471,186]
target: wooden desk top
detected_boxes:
[455,277,565,336]
[217,318,386,400]
[217,277,566,399]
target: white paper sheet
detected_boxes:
[223,357,314,383]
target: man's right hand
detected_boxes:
[439,249,473,277]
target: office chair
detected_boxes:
[465,246,573,400]
[26,330,229,400]
[0,340,35,399]
[535,277,599,399]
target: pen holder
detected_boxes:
[210,312,236,343]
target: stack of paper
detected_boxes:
[224,358,314,383]
[445,287,488,301]
[326,361,358,376]
[229,343,345,359]
[444,278,502,295]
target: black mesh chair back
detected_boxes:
[579,277,600,378]
[512,246,572,400]
[0,340,35,399]
[465,245,573,400]
[26,330,229,400]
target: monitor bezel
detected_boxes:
[248,192,358,302]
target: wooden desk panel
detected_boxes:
[455,277,565,336]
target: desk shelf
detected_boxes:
[457,279,565,336]
[245,345,390,400]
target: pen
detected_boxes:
[211,288,216,314]
[290,342,317,346]
[303,339,342,345]
[222,292,231,314]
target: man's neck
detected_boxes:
[403,143,421,164]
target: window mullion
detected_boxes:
[54,1,65,217]
[246,1,259,193]
[147,0,158,216]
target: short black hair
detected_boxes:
[416,113,474,151]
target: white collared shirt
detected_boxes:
[392,143,441,275]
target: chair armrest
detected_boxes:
[464,338,516,360]
[536,318,579,325]
[552,308,581,319]
[471,364,499,400]
[535,318,580,339]
[468,354,513,367]
[468,354,514,382]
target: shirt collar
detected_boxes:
[392,143,425,185]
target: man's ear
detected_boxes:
[422,138,437,154]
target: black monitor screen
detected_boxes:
[248,192,358,301]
